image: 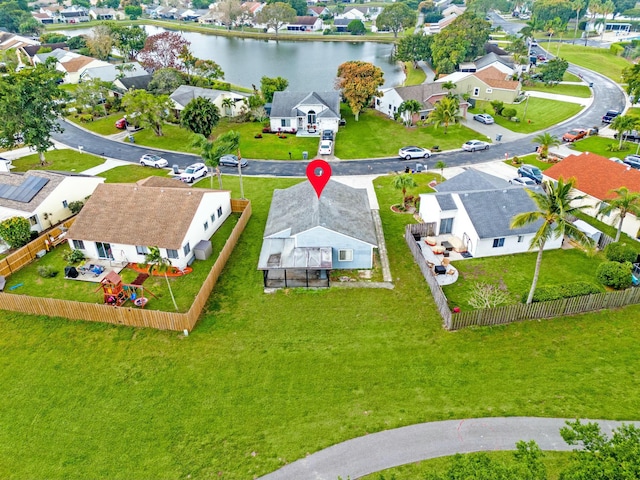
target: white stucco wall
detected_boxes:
[374,89,403,118]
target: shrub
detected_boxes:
[610,43,624,56]
[490,100,504,115]
[596,261,633,289]
[37,265,58,278]
[524,282,604,303]
[502,107,517,118]
[604,242,638,263]
[511,156,521,165]
[0,216,31,249]
[63,249,85,264]
[68,200,84,215]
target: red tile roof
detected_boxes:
[544,152,640,200]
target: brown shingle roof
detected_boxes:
[136,176,190,188]
[474,66,519,90]
[67,181,219,249]
[293,16,318,25]
[545,152,640,201]
[395,83,447,108]
[61,56,95,73]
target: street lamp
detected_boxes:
[522,93,531,123]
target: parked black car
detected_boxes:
[624,155,640,170]
[517,164,543,184]
[322,130,334,141]
[602,110,621,124]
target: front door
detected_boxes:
[96,242,113,259]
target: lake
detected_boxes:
[58,25,404,91]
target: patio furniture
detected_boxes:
[448,236,467,253]
[434,265,447,275]
[442,258,450,267]
[426,261,435,268]
[443,251,450,258]
[432,245,445,254]
[442,240,453,252]
[425,236,437,246]
[447,269,456,276]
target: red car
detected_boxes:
[562,128,587,142]
[115,118,127,129]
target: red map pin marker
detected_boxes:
[306,159,332,198]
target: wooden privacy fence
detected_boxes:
[405,224,640,330]
[0,218,76,278]
[0,200,251,331]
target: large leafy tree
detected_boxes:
[267,0,307,16]
[426,96,461,133]
[218,0,243,29]
[531,0,574,28]
[430,12,490,74]
[560,420,640,479]
[178,46,224,85]
[336,61,384,121]
[124,5,142,19]
[122,90,173,136]
[260,76,289,103]
[0,217,31,249]
[622,63,640,102]
[394,34,432,67]
[0,62,65,165]
[539,57,569,83]
[256,2,297,36]
[510,177,592,304]
[138,31,190,72]
[532,132,561,159]
[107,24,147,61]
[148,68,187,94]
[610,114,640,149]
[347,19,366,35]
[74,78,111,117]
[86,24,114,61]
[0,0,31,33]
[180,97,221,137]
[598,187,640,242]
[145,247,178,312]
[375,3,416,38]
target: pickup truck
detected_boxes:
[614,130,640,143]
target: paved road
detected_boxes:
[258,417,640,480]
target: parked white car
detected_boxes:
[140,154,168,168]
[180,162,208,183]
[462,140,490,152]
[319,140,333,155]
[398,146,431,160]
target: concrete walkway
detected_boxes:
[525,90,594,106]
[81,157,131,175]
[259,417,640,480]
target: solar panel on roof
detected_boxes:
[0,176,49,203]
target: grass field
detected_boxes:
[572,136,638,158]
[554,43,632,82]
[471,98,583,134]
[1,175,640,479]
[523,83,592,98]
[403,61,426,86]
[66,113,123,136]
[9,149,105,173]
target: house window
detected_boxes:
[517,235,524,243]
[167,249,179,259]
[393,106,397,112]
[473,87,480,96]
[376,98,380,106]
[307,110,316,125]
[388,104,392,110]
[72,239,85,249]
[338,249,353,262]
[486,88,493,94]
[28,215,37,226]
[203,221,209,231]
[211,213,215,222]
[62,200,68,208]
[136,245,148,255]
[183,242,191,256]
[439,218,453,235]
[280,119,290,128]
[217,206,223,217]
[493,238,505,248]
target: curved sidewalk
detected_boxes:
[258,417,640,480]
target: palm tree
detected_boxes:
[214,130,244,199]
[392,172,417,206]
[598,187,640,242]
[145,246,179,312]
[441,81,457,96]
[434,160,447,177]
[221,97,234,117]
[427,96,461,134]
[191,134,225,189]
[571,0,585,43]
[511,177,593,304]
[532,132,561,159]
[600,0,615,41]
[398,99,422,126]
[610,115,639,149]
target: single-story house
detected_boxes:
[59,6,90,23]
[0,170,104,233]
[258,180,378,287]
[34,48,110,84]
[32,12,55,24]
[66,177,232,269]
[419,169,563,257]
[436,66,521,103]
[335,6,368,21]
[0,33,40,52]
[308,6,330,17]
[458,52,516,75]
[545,152,640,239]
[169,85,248,117]
[333,18,352,32]
[373,83,469,123]
[286,16,323,31]
[269,91,340,135]
[89,7,123,20]
[80,62,148,84]
[113,75,152,93]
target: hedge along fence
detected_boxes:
[0,200,251,331]
[405,224,640,330]
[0,218,76,278]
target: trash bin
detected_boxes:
[496,134,503,141]
[128,134,135,143]
[172,164,180,175]
[302,151,308,160]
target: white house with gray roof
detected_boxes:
[80,62,148,84]
[419,169,562,258]
[258,180,377,288]
[269,91,340,135]
[170,85,248,118]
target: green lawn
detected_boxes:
[10,149,105,173]
[470,98,583,134]
[442,248,605,312]
[563,72,582,82]
[362,451,570,480]
[524,83,592,98]
[1,174,640,479]
[98,164,175,183]
[66,113,123,136]
[554,43,632,82]
[572,136,638,158]
[504,154,554,170]
[403,61,426,86]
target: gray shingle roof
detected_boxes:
[475,52,513,70]
[264,180,377,246]
[82,62,147,83]
[435,193,456,211]
[116,75,151,91]
[457,187,544,238]
[394,83,447,108]
[435,169,510,193]
[270,91,340,119]
[170,85,229,109]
